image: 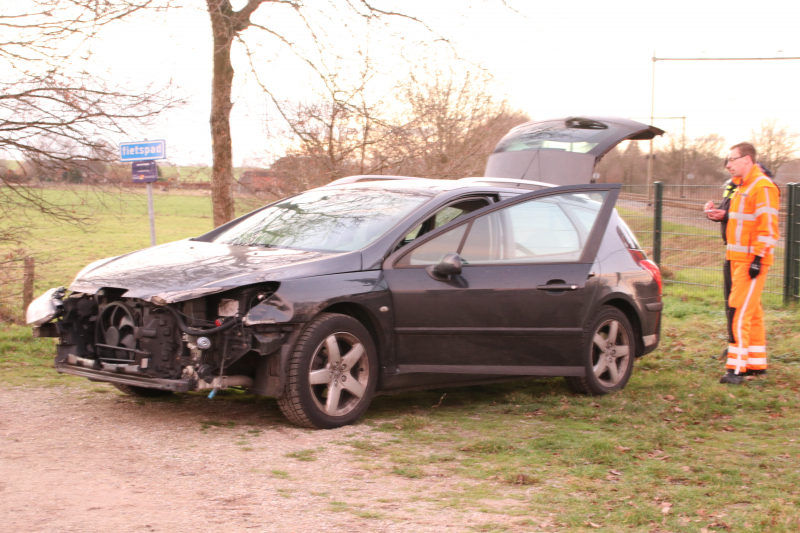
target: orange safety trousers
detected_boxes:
[727,260,769,373]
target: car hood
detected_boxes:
[69,240,362,303]
[484,116,664,186]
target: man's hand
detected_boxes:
[749,256,762,279]
[704,201,725,221]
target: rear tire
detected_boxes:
[278,313,378,429]
[112,383,174,398]
[566,306,635,395]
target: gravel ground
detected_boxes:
[0,386,538,533]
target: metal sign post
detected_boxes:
[122,142,166,247]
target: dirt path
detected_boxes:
[0,386,538,533]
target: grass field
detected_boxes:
[1,161,254,183]
[3,295,800,531]
[3,188,800,530]
[0,188,267,318]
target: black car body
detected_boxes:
[28,117,663,429]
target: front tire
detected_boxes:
[566,306,635,395]
[278,313,378,429]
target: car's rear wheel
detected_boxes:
[566,306,635,395]
[112,383,174,398]
[278,313,377,429]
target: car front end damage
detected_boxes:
[32,282,301,397]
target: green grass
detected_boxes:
[0,324,69,386]
[328,500,348,512]
[286,449,317,462]
[199,420,236,430]
[339,295,800,531]
[0,188,274,320]
[4,295,800,529]
[616,206,788,306]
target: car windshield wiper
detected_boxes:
[235,242,284,249]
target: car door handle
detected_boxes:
[536,284,579,291]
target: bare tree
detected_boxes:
[751,119,799,178]
[596,134,727,186]
[684,134,727,183]
[650,133,727,185]
[596,142,647,185]
[261,61,528,190]
[1,1,161,68]
[1,1,180,245]
[201,0,458,227]
[393,68,529,180]
[258,49,404,190]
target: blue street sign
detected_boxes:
[120,140,166,162]
[132,160,158,183]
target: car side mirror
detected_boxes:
[427,252,462,281]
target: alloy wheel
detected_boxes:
[307,332,371,417]
[590,318,631,388]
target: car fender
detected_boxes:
[592,290,650,356]
[244,270,389,325]
[245,270,394,395]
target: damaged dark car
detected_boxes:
[28,116,663,429]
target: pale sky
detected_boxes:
[63,0,800,166]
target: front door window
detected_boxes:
[396,191,607,267]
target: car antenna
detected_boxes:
[518,150,540,181]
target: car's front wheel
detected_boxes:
[278,313,378,429]
[566,306,635,395]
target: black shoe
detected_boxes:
[745,369,767,376]
[720,370,744,385]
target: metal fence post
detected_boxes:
[784,183,798,304]
[653,181,663,266]
[22,256,35,313]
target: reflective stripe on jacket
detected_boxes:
[725,165,780,265]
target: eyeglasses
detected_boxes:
[727,155,747,164]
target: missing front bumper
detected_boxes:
[55,363,191,392]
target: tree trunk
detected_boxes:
[208,1,237,227]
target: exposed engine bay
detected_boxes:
[41,283,297,397]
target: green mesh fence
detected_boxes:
[617,183,788,306]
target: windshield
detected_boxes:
[211,188,435,252]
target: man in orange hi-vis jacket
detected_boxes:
[720,142,780,385]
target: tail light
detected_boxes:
[640,259,662,295]
[628,248,662,295]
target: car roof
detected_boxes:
[322,175,556,194]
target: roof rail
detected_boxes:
[458,177,555,189]
[326,175,433,186]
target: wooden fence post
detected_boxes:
[22,256,34,313]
